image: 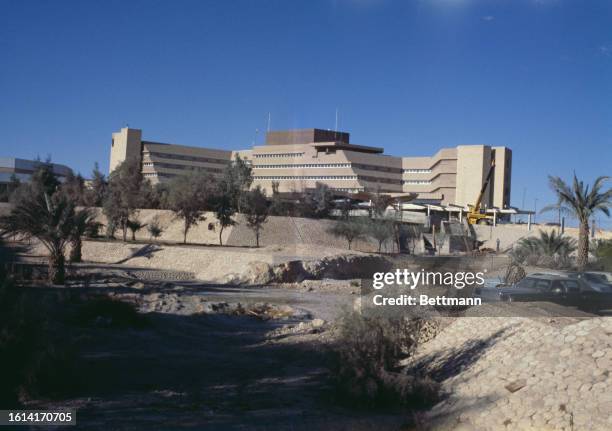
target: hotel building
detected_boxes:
[110,127,511,208]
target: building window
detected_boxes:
[253,152,305,159]
[402,168,432,174]
[402,180,432,185]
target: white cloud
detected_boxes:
[599,45,612,57]
[481,15,495,21]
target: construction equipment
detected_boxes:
[467,160,496,225]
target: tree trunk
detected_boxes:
[131,230,136,241]
[122,225,127,242]
[49,251,65,285]
[255,231,260,247]
[183,222,189,244]
[348,239,352,250]
[69,238,82,263]
[577,220,589,269]
[219,226,224,246]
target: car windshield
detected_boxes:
[534,280,551,291]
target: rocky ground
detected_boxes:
[411,316,612,431]
[7,240,612,430]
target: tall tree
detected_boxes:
[166,171,212,244]
[29,161,60,197]
[103,159,144,241]
[69,208,95,263]
[221,154,253,213]
[541,174,611,268]
[367,218,395,253]
[242,186,269,247]
[269,181,291,216]
[86,162,107,207]
[212,193,236,246]
[371,188,395,218]
[329,218,367,250]
[61,171,86,206]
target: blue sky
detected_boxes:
[1,0,611,226]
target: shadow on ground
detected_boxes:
[29,307,417,431]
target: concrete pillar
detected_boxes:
[527,214,532,231]
[493,210,497,227]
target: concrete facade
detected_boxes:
[109,127,512,208]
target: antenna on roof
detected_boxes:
[334,108,339,141]
[334,108,338,131]
[267,113,271,132]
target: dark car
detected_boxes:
[500,274,612,311]
[499,275,582,304]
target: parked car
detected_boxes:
[529,271,612,293]
[499,274,582,304]
[499,274,612,311]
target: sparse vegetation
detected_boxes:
[147,216,164,240]
[367,217,395,253]
[103,158,148,242]
[591,238,612,270]
[69,208,95,262]
[85,162,108,207]
[0,188,88,284]
[242,185,269,247]
[329,217,367,250]
[212,193,236,246]
[510,230,576,268]
[221,154,253,213]
[331,313,438,409]
[166,171,213,244]
[541,174,611,269]
[126,218,146,241]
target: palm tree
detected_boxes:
[513,230,576,260]
[0,192,82,284]
[541,174,611,268]
[69,209,95,263]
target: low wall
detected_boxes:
[472,223,612,251]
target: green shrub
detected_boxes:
[591,239,612,271]
[330,313,438,409]
[510,230,576,269]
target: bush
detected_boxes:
[510,230,576,269]
[73,296,146,328]
[0,264,76,403]
[330,313,438,409]
[591,239,612,270]
[147,216,164,240]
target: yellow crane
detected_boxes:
[467,160,496,225]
